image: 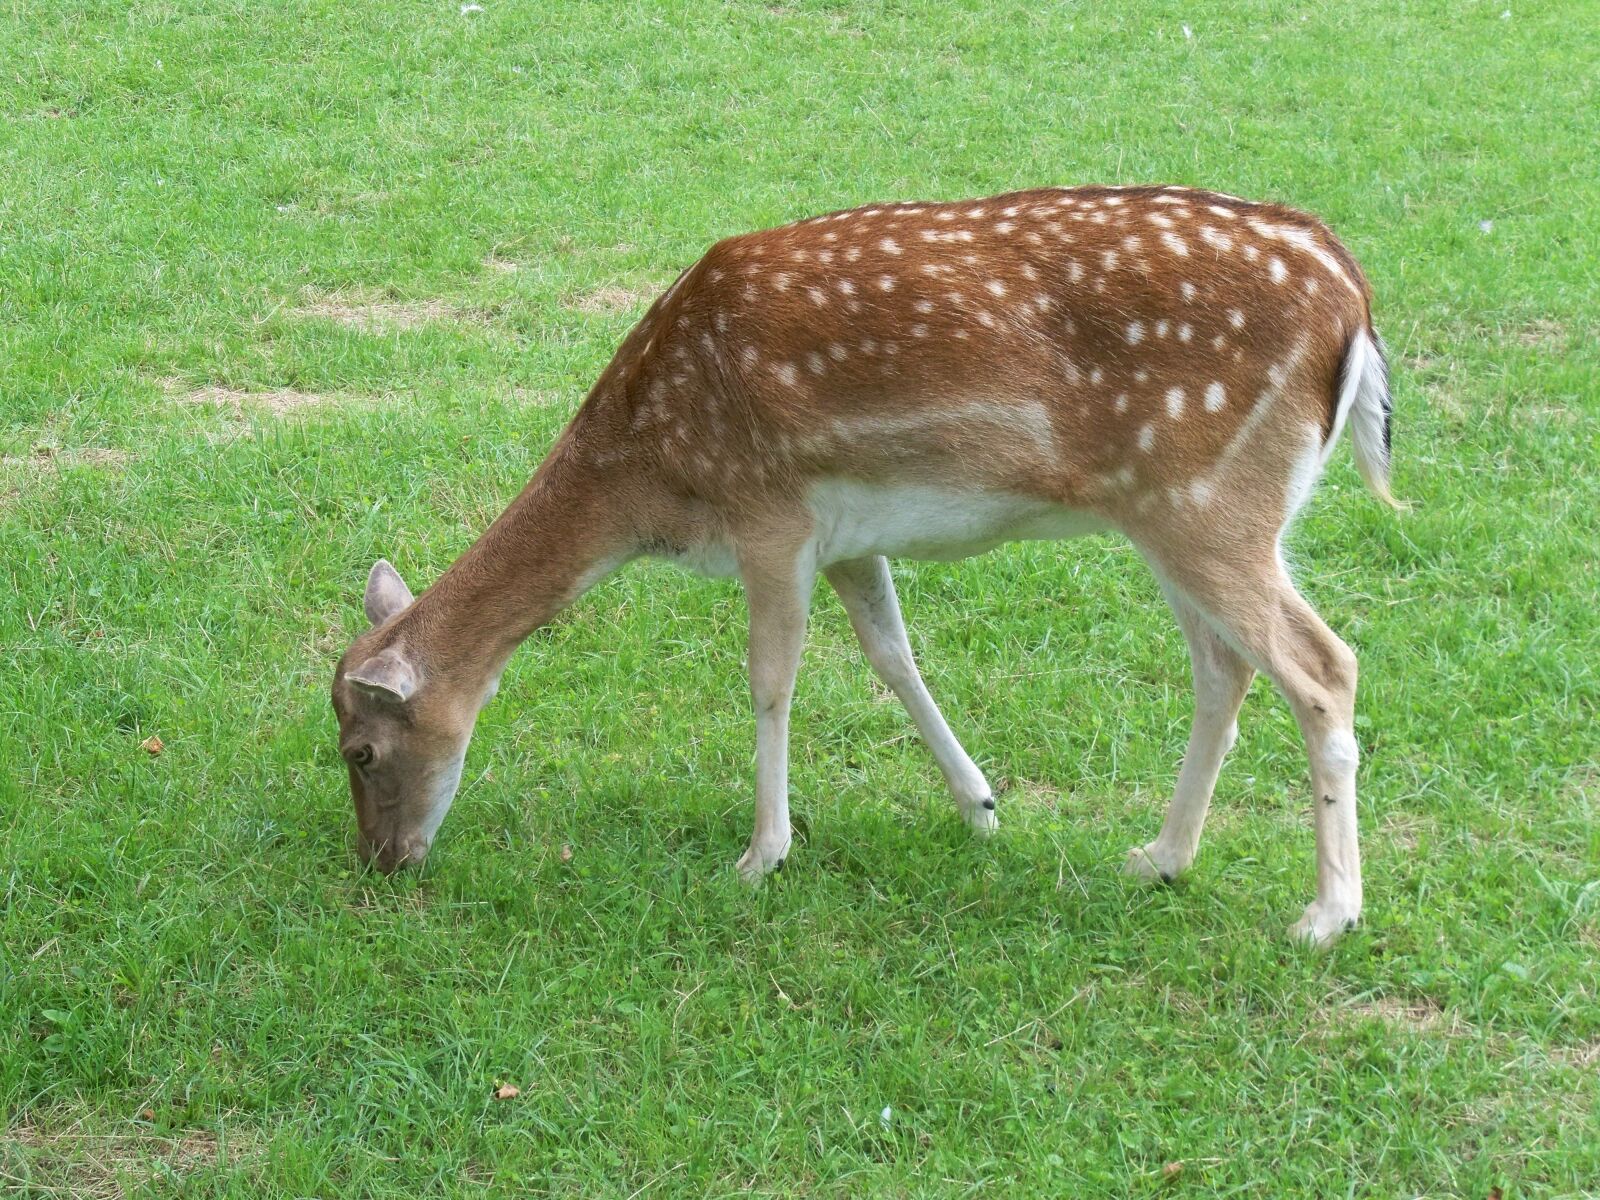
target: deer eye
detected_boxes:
[346,745,375,767]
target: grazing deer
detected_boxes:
[331,185,1396,945]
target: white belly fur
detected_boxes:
[659,481,1106,579]
[806,480,1104,567]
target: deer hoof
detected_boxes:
[963,798,998,838]
[736,835,792,884]
[1123,843,1183,884]
[1290,900,1360,947]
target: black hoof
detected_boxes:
[772,857,784,872]
[981,798,996,811]
[1160,872,1175,884]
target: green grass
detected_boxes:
[3,0,1598,1195]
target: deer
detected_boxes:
[330,184,1397,945]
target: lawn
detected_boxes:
[2,1,1598,1195]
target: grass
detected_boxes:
[2,0,1597,1194]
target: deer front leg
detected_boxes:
[826,556,996,835]
[734,545,816,882]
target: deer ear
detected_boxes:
[346,646,418,704]
[364,559,414,626]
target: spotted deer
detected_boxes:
[331,184,1396,945]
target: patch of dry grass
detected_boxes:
[176,384,330,418]
[1349,995,1447,1031]
[565,282,660,315]
[294,290,469,333]
[1549,1038,1600,1069]
[1513,318,1568,350]
[1,1120,258,1198]
[1377,810,1434,853]
[0,446,132,471]
[510,386,565,407]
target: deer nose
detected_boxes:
[359,834,429,874]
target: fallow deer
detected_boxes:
[331,184,1396,945]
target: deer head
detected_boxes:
[329,560,486,872]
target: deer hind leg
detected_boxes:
[1148,553,1364,945]
[826,556,996,835]
[735,540,817,882]
[1124,581,1255,883]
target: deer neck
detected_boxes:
[399,434,636,684]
